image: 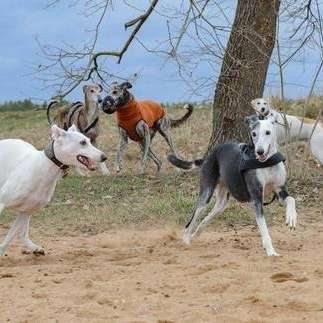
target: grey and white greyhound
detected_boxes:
[168,116,297,256]
[102,82,193,174]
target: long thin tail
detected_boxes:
[46,100,59,125]
[170,103,193,128]
[167,154,203,170]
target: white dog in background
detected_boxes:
[0,124,107,256]
[251,98,323,165]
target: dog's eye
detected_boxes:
[264,102,267,105]
[265,130,271,135]
[257,102,260,105]
[80,140,87,146]
[112,91,117,95]
[252,132,257,137]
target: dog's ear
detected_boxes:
[97,84,103,92]
[51,125,66,140]
[67,124,79,133]
[120,82,132,89]
[82,85,88,94]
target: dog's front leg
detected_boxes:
[116,127,128,173]
[136,121,150,174]
[253,200,278,256]
[0,214,24,256]
[18,215,45,255]
[277,186,297,230]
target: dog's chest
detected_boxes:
[9,172,59,213]
[256,163,286,195]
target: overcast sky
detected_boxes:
[0,1,322,103]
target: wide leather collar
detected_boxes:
[44,140,69,177]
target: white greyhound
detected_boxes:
[251,98,323,164]
[0,124,107,256]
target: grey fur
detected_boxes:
[168,118,297,256]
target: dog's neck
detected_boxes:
[43,140,69,177]
[84,93,99,121]
[116,92,134,109]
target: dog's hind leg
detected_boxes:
[276,185,297,230]
[0,214,24,256]
[18,215,45,255]
[191,185,229,239]
[148,147,162,172]
[136,121,151,174]
[156,118,177,156]
[183,168,219,244]
[116,127,128,173]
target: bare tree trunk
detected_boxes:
[209,0,280,149]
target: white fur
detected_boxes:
[254,119,297,255]
[252,98,323,164]
[0,125,105,255]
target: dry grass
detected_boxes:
[0,106,321,237]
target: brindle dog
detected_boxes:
[47,84,109,175]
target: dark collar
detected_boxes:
[240,144,285,173]
[44,140,69,177]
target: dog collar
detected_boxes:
[240,144,285,172]
[44,140,69,177]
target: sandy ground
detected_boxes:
[1,224,323,323]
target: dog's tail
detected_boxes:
[46,100,59,125]
[167,154,204,170]
[170,103,193,128]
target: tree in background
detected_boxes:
[209,0,280,146]
[38,0,322,147]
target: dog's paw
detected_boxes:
[22,248,45,256]
[0,246,6,256]
[265,247,280,257]
[33,247,45,256]
[286,210,297,231]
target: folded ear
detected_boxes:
[51,124,66,140]
[121,82,132,89]
[67,124,79,132]
[82,85,88,94]
[250,99,257,109]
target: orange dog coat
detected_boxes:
[116,99,165,141]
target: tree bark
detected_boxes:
[209,0,280,149]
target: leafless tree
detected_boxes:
[37,0,323,147]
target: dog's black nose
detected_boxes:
[101,154,107,162]
[257,148,264,156]
[261,107,265,112]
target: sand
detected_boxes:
[1,224,323,323]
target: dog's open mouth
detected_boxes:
[257,145,271,162]
[77,155,97,171]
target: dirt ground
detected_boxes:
[1,222,323,323]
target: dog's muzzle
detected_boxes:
[102,96,117,114]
